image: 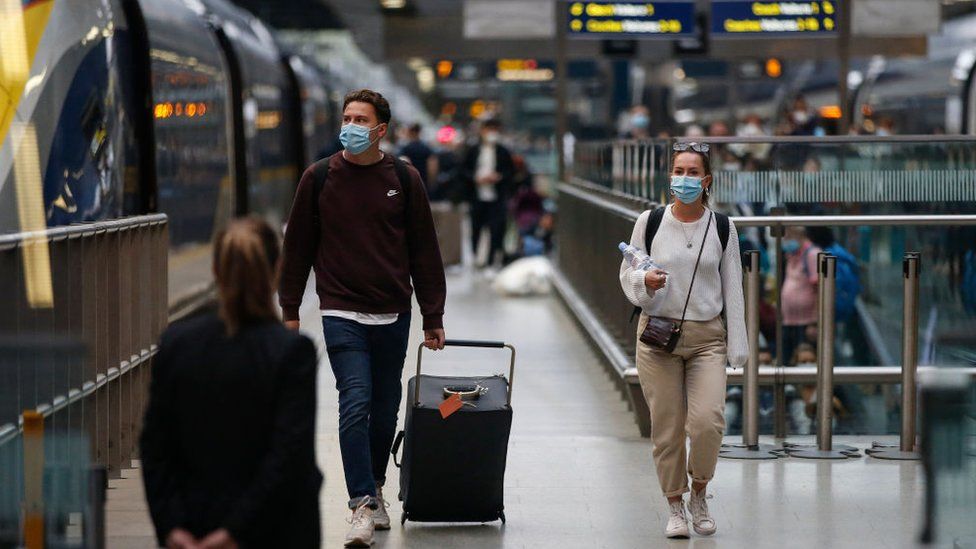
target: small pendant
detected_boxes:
[687,243,693,249]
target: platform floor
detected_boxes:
[107,268,927,548]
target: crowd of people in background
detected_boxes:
[330,118,558,272]
[620,93,902,150]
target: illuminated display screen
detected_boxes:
[711,1,839,36]
[567,1,696,38]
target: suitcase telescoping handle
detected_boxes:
[415,339,516,407]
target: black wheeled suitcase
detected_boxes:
[391,340,516,524]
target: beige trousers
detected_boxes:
[636,314,727,498]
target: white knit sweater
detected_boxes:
[619,205,749,368]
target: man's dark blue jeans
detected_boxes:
[322,313,411,509]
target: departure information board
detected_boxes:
[567,1,696,39]
[711,1,839,36]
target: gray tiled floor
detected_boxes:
[108,269,930,548]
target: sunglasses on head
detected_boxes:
[673,142,710,153]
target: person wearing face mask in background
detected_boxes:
[463,119,514,270]
[279,89,447,548]
[619,142,747,539]
[788,95,817,136]
[621,105,652,139]
[780,226,821,367]
[729,114,772,164]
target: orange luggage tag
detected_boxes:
[439,393,463,419]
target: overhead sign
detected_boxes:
[567,1,696,39]
[711,1,839,36]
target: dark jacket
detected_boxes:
[461,142,515,203]
[140,314,322,548]
[399,139,434,185]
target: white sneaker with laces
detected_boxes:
[665,499,690,539]
[373,485,391,530]
[345,500,375,547]
[688,490,716,536]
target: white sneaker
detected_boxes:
[688,490,716,536]
[373,484,391,530]
[665,499,690,539]
[345,500,375,547]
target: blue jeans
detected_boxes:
[322,313,411,509]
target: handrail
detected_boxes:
[733,214,976,227]
[723,365,976,385]
[674,135,976,144]
[559,182,976,227]
[559,181,643,222]
[624,366,976,385]
[581,135,976,146]
[0,213,168,246]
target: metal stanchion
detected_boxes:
[868,253,922,460]
[769,207,788,438]
[86,465,107,549]
[789,255,859,459]
[721,251,783,459]
[783,252,858,453]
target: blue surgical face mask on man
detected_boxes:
[670,175,703,204]
[782,239,800,254]
[339,123,382,155]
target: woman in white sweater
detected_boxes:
[619,142,747,539]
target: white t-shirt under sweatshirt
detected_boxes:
[619,205,748,368]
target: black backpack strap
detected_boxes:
[644,207,666,256]
[715,212,730,252]
[310,155,333,241]
[631,207,666,323]
[391,155,413,210]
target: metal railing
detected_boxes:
[573,135,976,205]
[0,215,168,474]
[554,178,976,437]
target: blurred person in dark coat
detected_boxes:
[140,217,321,549]
[398,123,436,188]
[462,119,514,268]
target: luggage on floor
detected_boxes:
[491,256,552,296]
[392,340,516,524]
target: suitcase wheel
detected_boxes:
[499,511,506,525]
[401,512,408,525]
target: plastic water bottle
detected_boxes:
[618,242,664,273]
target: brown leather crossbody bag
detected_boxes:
[639,212,712,353]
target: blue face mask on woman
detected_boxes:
[782,239,800,254]
[670,175,703,204]
[339,123,382,154]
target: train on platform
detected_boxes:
[0,0,341,315]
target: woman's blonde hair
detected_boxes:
[213,217,280,335]
[670,149,713,206]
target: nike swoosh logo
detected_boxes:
[387,190,399,197]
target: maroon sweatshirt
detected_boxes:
[279,153,446,330]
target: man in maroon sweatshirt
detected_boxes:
[279,89,446,547]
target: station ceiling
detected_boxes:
[238,0,928,65]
